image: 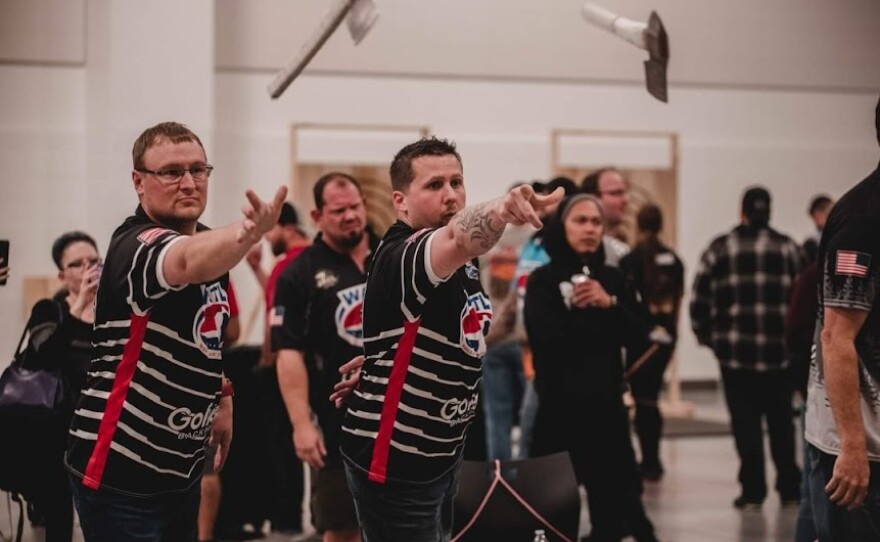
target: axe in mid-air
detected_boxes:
[581,2,670,103]
[267,0,379,100]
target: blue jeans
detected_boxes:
[807,444,880,541]
[481,341,525,461]
[343,459,461,542]
[795,407,816,542]
[70,474,201,542]
[518,379,539,459]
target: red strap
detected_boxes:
[451,460,575,542]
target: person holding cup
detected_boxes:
[523,194,661,542]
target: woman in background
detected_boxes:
[619,204,685,481]
[24,231,100,542]
[524,195,660,542]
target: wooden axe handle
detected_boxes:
[624,343,661,380]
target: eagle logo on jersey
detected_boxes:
[335,284,366,346]
[315,269,339,289]
[193,283,230,359]
[460,292,492,357]
[464,261,479,280]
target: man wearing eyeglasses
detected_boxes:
[581,168,632,266]
[64,121,287,542]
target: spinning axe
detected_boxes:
[267,0,379,99]
[581,2,670,102]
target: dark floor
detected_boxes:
[0,388,802,542]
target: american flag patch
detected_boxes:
[836,250,871,278]
[269,306,285,327]
[137,227,171,246]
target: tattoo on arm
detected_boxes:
[455,203,505,250]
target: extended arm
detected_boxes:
[163,187,287,286]
[430,185,563,278]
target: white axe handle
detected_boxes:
[581,2,619,30]
[267,0,355,99]
[581,2,648,50]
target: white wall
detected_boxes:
[1,1,878,382]
[215,0,880,91]
[214,72,878,380]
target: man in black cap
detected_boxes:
[801,94,880,540]
[690,185,804,510]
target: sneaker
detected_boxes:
[733,496,763,510]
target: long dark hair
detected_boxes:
[636,204,676,306]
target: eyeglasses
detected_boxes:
[65,257,102,270]
[137,165,214,184]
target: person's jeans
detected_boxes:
[807,444,880,541]
[481,341,525,461]
[343,459,461,542]
[518,379,539,459]
[794,405,816,542]
[720,367,801,501]
[628,343,673,471]
[70,474,201,542]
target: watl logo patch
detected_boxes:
[193,283,230,359]
[460,292,492,357]
[335,284,366,346]
[464,262,479,280]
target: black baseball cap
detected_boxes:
[742,186,771,226]
[278,202,299,226]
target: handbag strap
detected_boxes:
[9,322,30,369]
[12,298,66,369]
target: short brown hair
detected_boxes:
[389,137,462,192]
[313,172,362,210]
[580,167,618,195]
[132,122,205,170]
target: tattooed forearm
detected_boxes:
[455,202,506,250]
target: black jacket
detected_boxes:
[523,207,651,403]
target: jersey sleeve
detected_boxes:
[270,262,311,352]
[114,226,187,315]
[822,214,880,313]
[388,228,449,322]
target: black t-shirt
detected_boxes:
[619,242,684,337]
[805,164,880,459]
[66,205,231,496]
[340,221,492,483]
[270,232,379,463]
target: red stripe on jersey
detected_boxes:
[368,318,421,483]
[82,313,150,489]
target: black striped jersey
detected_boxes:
[340,221,493,483]
[270,232,379,463]
[65,205,229,496]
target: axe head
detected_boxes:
[643,11,669,103]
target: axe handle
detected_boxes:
[581,2,620,33]
[581,2,648,50]
[267,0,355,99]
[624,343,661,380]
